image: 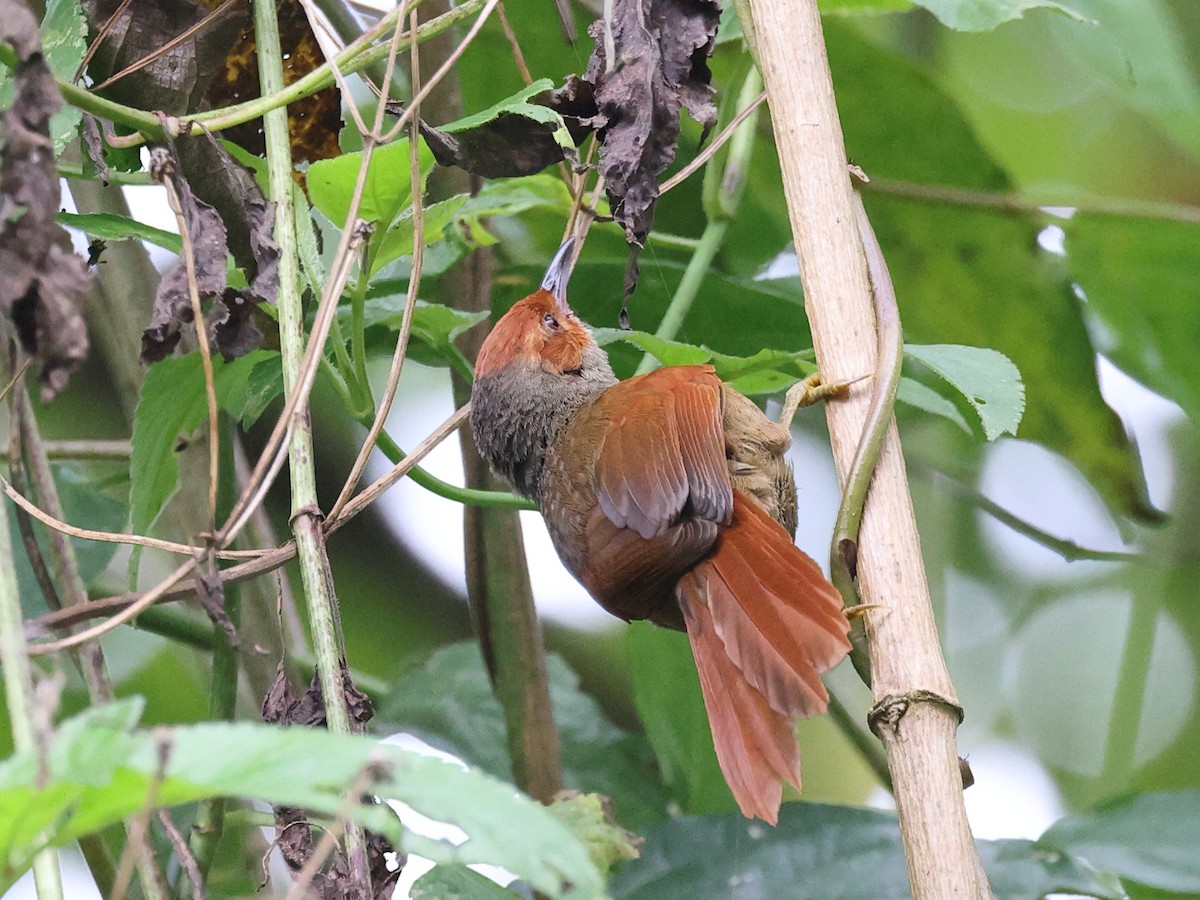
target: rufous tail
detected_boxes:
[677,493,851,824]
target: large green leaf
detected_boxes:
[411,864,518,898]
[905,344,1025,440]
[129,351,281,537]
[626,623,734,817]
[1039,790,1200,894]
[913,0,1090,31]
[58,211,183,254]
[1066,214,1200,419]
[610,803,1119,899]
[9,465,126,616]
[824,21,1154,518]
[371,173,572,275]
[307,137,436,230]
[0,699,601,897]
[381,642,669,831]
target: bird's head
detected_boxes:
[475,237,596,379]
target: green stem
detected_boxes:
[372,428,536,510]
[634,68,760,373]
[254,0,368,886]
[1099,594,1158,788]
[634,218,729,375]
[0,0,480,145]
[184,423,241,890]
[827,687,892,791]
[349,262,374,413]
[0,419,62,900]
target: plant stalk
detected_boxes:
[0,375,62,900]
[738,0,990,895]
[252,0,369,887]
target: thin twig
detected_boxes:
[659,91,767,196]
[330,13,427,520]
[28,406,472,636]
[112,736,172,900]
[380,0,500,144]
[926,468,1139,564]
[282,765,380,900]
[157,811,205,900]
[27,558,198,656]
[73,0,134,82]
[160,174,220,527]
[0,438,132,460]
[0,351,64,900]
[0,475,258,558]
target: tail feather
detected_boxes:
[676,492,852,823]
[680,579,799,824]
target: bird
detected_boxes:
[470,238,852,823]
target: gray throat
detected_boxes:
[471,343,617,500]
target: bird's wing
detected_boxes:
[591,365,734,539]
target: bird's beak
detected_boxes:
[541,236,578,314]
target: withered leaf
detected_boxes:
[585,0,721,252]
[82,0,246,115]
[261,660,373,730]
[141,141,277,363]
[0,0,90,400]
[417,80,586,179]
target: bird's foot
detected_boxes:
[777,372,867,429]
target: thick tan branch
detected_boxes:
[742,0,989,896]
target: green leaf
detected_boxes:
[57,211,182,254]
[9,0,87,151]
[0,701,601,898]
[381,642,670,830]
[307,137,436,230]
[896,376,972,433]
[593,329,713,368]
[548,792,642,877]
[610,803,1119,899]
[129,351,281,537]
[1039,790,1200,894]
[592,330,816,395]
[912,0,1091,31]
[823,19,1154,517]
[372,174,573,275]
[905,344,1025,440]
[9,465,127,616]
[626,623,734,817]
[411,864,519,899]
[1066,215,1200,419]
[442,79,572,151]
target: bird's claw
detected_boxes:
[778,372,868,429]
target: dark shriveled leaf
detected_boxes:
[141,142,277,363]
[585,0,721,254]
[418,79,591,179]
[81,0,245,116]
[0,0,90,400]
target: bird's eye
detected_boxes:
[543,312,561,332]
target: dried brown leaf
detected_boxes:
[141,140,277,363]
[0,0,90,400]
[585,0,720,252]
[82,0,246,115]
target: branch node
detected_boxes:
[868,690,964,741]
